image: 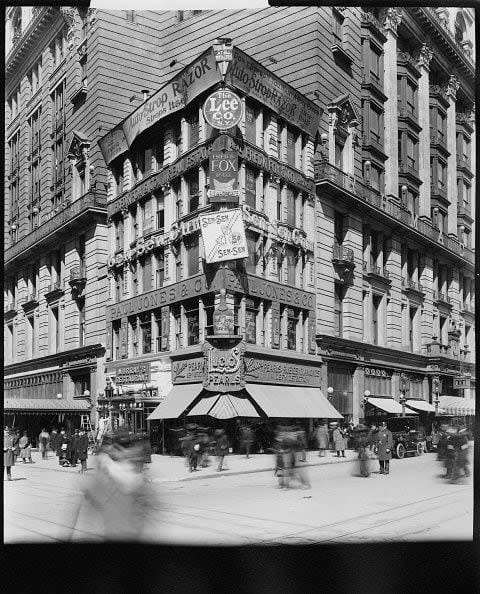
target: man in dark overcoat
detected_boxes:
[376,421,393,475]
[215,429,229,472]
[50,429,59,459]
[58,429,69,466]
[4,427,15,480]
[69,429,80,467]
[76,429,89,474]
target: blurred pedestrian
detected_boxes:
[377,421,393,475]
[19,431,33,464]
[316,422,329,457]
[367,424,378,454]
[273,427,292,489]
[77,429,89,474]
[296,427,307,462]
[13,430,21,462]
[453,426,470,480]
[240,425,254,459]
[50,428,59,459]
[39,428,50,460]
[4,427,15,481]
[70,433,156,541]
[215,429,229,472]
[292,429,311,488]
[69,429,80,467]
[59,429,70,466]
[354,425,371,477]
[444,427,457,479]
[333,425,347,458]
[198,430,211,467]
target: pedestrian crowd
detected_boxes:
[436,424,471,482]
[178,425,232,473]
[271,425,311,489]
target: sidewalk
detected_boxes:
[27,447,360,483]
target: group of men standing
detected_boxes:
[49,428,90,472]
[180,426,231,472]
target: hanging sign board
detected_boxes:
[199,208,248,263]
[203,88,244,131]
[208,150,240,202]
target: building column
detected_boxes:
[420,254,434,348]
[353,366,364,424]
[386,236,402,348]
[381,8,402,200]
[446,74,460,236]
[416,44,433,219]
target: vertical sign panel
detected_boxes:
[120,317,128,359]
[161,306,170,351]
[271,301,280,349]
[106,320,112,361]
[308,311,316,354]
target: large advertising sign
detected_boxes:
[203,89,244,130]
[202,340,246,392]
[98,123,129,166]
[208,149,239,202]
[228,47,322,137]
[199,208,248,264]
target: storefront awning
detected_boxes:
[147,384,203,420]
[4,398,91,412]
[246,384,343,419]
[405,399,438,413]
[188,394,260,419]
[365,397,418,415]
[438,396,475,416]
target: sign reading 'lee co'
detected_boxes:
[202,340,246,392]
[203,89,244,130]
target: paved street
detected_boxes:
[4,448,472,544]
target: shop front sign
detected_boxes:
[172,358,204,383]
[203,88,244,131]
[202,340,246,392]
[115,362,151,385]
[364,367,391,377]
[244,358,321,387]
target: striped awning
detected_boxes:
[438,396,475,416]
[4,398,91,412]
[188,394,260,419]
[246,384,343,419]
[365,397,418,415]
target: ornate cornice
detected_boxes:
[381,8,402,35]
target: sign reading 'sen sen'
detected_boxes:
[203,89,244,131]
[199,208,248,264]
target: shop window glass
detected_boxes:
[287,308,298,350]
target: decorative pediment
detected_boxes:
[327,94,361,133]
[67,130,91,162]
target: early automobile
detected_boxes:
[372,416,426,459]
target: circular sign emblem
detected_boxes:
[203,89,244,131]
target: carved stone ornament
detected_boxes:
[416,43,433,70]
[59,7,77,28]
[381,8,402,34]
[328,94,361,136]
[446,74,460,100]
[88,8,97,26]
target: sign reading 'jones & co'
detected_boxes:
[202,340,246,392]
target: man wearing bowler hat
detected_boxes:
[376,421,393,475]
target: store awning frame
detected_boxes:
[365,397,418,415]
[4,398,91,412]
[147,383,203,420]
[246,384,343,419]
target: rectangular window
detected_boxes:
[115,217,124,251]
[129,316,139,357]
[372,294,381,345]
[334,284,343,337]
[245,103,256,144]
[409,307,416,350]
[155,137,164,171]
[132,262,138,296]
[437,111,445,141]
[78,299,85,347]
[156,196,165,232]
[30,108,41,155]
[370,105,381,142]
[406,80,416,116]
[186,171,199,212]
[335,140,344,169]
[140,313,152,354]
[142,254,152,292]
[187,108,199,148]
[286,188,296,227]
[287,308,298,350]
[287,129,296,167]
[286,246,296,286]
[245,298,258,344]
[277,121,283,158]
[51,307,59,353]
[52,80,66,131]
[187,237,199,276]
[276,185,282,221]
[53,136,64,185]
[245,166,256,209]
[437,161,446,190]
[245,232,257,274]
[407,135,417,170]
[155,251,165,288]
[370,44,380,81]
[112,320,121,360]
[332,9,344,43]
[185,301,199,346]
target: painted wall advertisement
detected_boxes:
[199,208,248,264]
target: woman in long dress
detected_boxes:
[19,431,32,463]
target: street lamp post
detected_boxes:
[399,374,408,417]
[432,377,440,415]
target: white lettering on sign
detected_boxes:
[199,208,248,264]
[203,89,244,131]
